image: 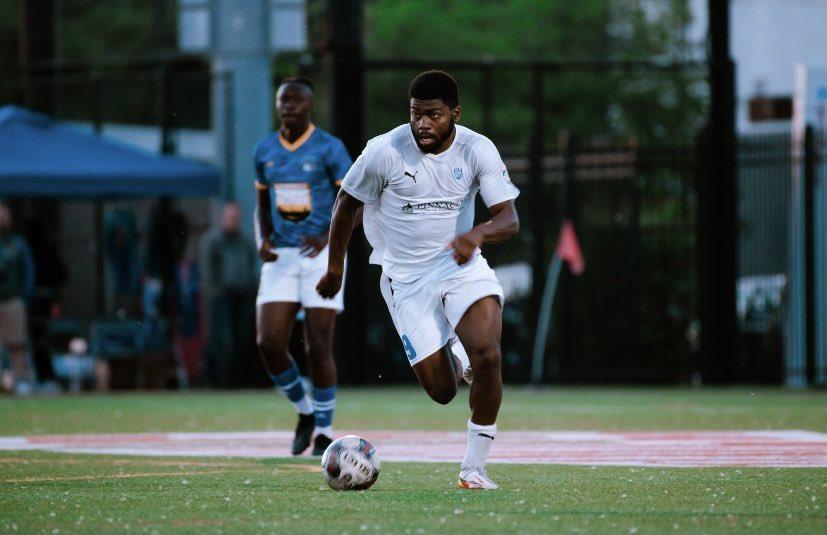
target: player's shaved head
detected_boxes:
[409,70,459,108]
[220,202,242,234]
[276,76,315,135]
[277,76,315,96]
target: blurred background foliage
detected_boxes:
[0,0,705,145]
[0,0,707,383]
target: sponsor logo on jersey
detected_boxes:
[404,170,418,182]
[453,167,464,180]
[401,201,461,214]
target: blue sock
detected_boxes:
[312,385,336,437]
[269,362,313,415]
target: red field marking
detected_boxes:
[1,430,825,467]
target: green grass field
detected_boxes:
[1,387,825,534]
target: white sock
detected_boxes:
[314,425,333,438]
[293,394,314,416]
[451,338,470,372]
[462,419,497,470]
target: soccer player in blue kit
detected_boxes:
[253,77,353,456]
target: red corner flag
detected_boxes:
[556,220,585,275]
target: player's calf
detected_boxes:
[457,333,502,487]
[412,346,460,405]
[465,343,503,426]
[424,381,457,405]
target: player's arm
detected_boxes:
[448,200,519,265]
[316,190,363,298]
[334,138,365,235]
[256,187,278,262]
[300,205,363,258]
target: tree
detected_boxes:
[360,0,705,146]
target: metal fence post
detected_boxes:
[785,123,809,387]
[559,133,578,376]
[804,125,816,383]
[156,62,175,155]
[481,61,493,136]
[814,127,827,385]
[528,65,546,378]
[699,0,739,383]
[329,0,371,383]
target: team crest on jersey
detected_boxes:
[453,167,464,180]
[302,161,317,172]
[266,160,275,168]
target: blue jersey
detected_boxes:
[254,124,352,247]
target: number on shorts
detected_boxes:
[401,335,416,362]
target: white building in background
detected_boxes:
[688,0,827,133]
[686,0,827,387]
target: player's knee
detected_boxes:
[306,338,333,363]
[256,332,286,354]
[470,344,501,375]
[425,382,457,405]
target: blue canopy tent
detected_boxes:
[0,105,222,322]
[0,105,221,197]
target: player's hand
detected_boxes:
[300,233,329,258]
[258,238,278,262]
[316,269,343,298]
[447,228,482,265]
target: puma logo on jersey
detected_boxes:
[404,170,418,182]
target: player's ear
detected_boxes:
[452,105,461,123]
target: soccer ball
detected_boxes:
[320,435,380,490]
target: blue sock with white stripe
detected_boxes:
[269,362,313,415]
[312,385,336,438]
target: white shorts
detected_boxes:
[379,255,504,366]
[256,246,345,311]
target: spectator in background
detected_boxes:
[25,214,68,385]
[144,197,188,315]
[0,201,35,394]
[173,216,203,386]
[104,208,139,315]
[142,198,189,387]
[205,202,257,387]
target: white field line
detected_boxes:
[1,430,825,468]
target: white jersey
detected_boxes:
[341,124,519,283]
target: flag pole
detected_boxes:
[531,253,564,384]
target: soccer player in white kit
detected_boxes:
[317,71,520,489]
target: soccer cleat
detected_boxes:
[13,380,34,396]
[311,433,333,456]
[458,467,498,490]
[461,364,473,385]
[292,413,315,455]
